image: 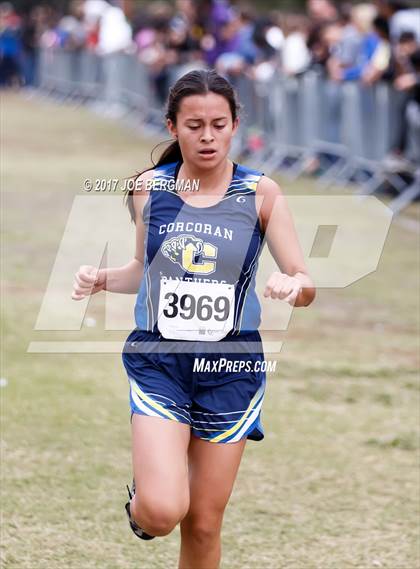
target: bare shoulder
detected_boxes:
[257,175,287,223]
[132,168,155,195]
[256,175,284,198]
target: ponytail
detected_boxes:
[123,139,182,223]
[154,139,182,167]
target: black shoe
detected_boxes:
[125,479,155,540]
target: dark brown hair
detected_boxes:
[123,69,241,222]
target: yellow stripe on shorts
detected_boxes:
[210,383,264,443]
[130,379,179,422]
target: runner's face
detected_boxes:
[167,93,238,170]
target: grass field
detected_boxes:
[1,92,419,569]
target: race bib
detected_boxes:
[157,278,235,341]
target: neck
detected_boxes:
[179,159,233,193]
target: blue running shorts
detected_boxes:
[122,329,266,444]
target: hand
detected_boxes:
[71,265,106,300]
[394,73,416,91]
[361,67,375,85]
[330,67,343,82]
[263,271,302,306]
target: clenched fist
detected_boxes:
[71,265,106,300]
[263,271,302,306]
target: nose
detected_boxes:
[200,126,214,143]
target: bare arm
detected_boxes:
[99,208,146,294]
[257,176,316,308]
[99,257,144,294]
[71,169,154,299]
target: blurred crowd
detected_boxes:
[1,0,419,88]
[1,0,419,165]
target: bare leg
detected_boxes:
[131,414,191,536]
[178,436,247,569]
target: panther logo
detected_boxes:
[161,234,217,274]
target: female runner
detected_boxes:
[72,69,315,569]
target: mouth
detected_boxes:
[198,149,217,158]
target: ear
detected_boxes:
[167,118,177,139]
[232,117,240,136]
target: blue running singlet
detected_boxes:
[134,160,265,340]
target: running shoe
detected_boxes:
[125,479,155,540]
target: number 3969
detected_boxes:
[163,293,230,321]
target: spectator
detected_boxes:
[134,3,176,104]
[20,5,48,87]
[57,0,87,51]
[171,0,197,34]
[393,31,418,82]
[361,16,392,85]
[252,17,279,62]
[167,0,201,66]
[390,7,420,44]
[280,14,311,76]
[200,0,236,67]
[84,0,109,51]
[337,3,364,68]
[374,1,420,43]
[321,20,346,79]
[327,3,379,82]
[0,1,21,87]
[383,47,420,171]
[219,7,260,69]
[307,23,330,74]
[388,32,420,158]
[403,48,420,165]
[97,3,132,56]
[214,10,259,77]
[306,0,338,24]
[38,6,61,51]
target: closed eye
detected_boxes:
[187,124,227,131]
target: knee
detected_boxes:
[132,498,189,537]
[182,513,223,545]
